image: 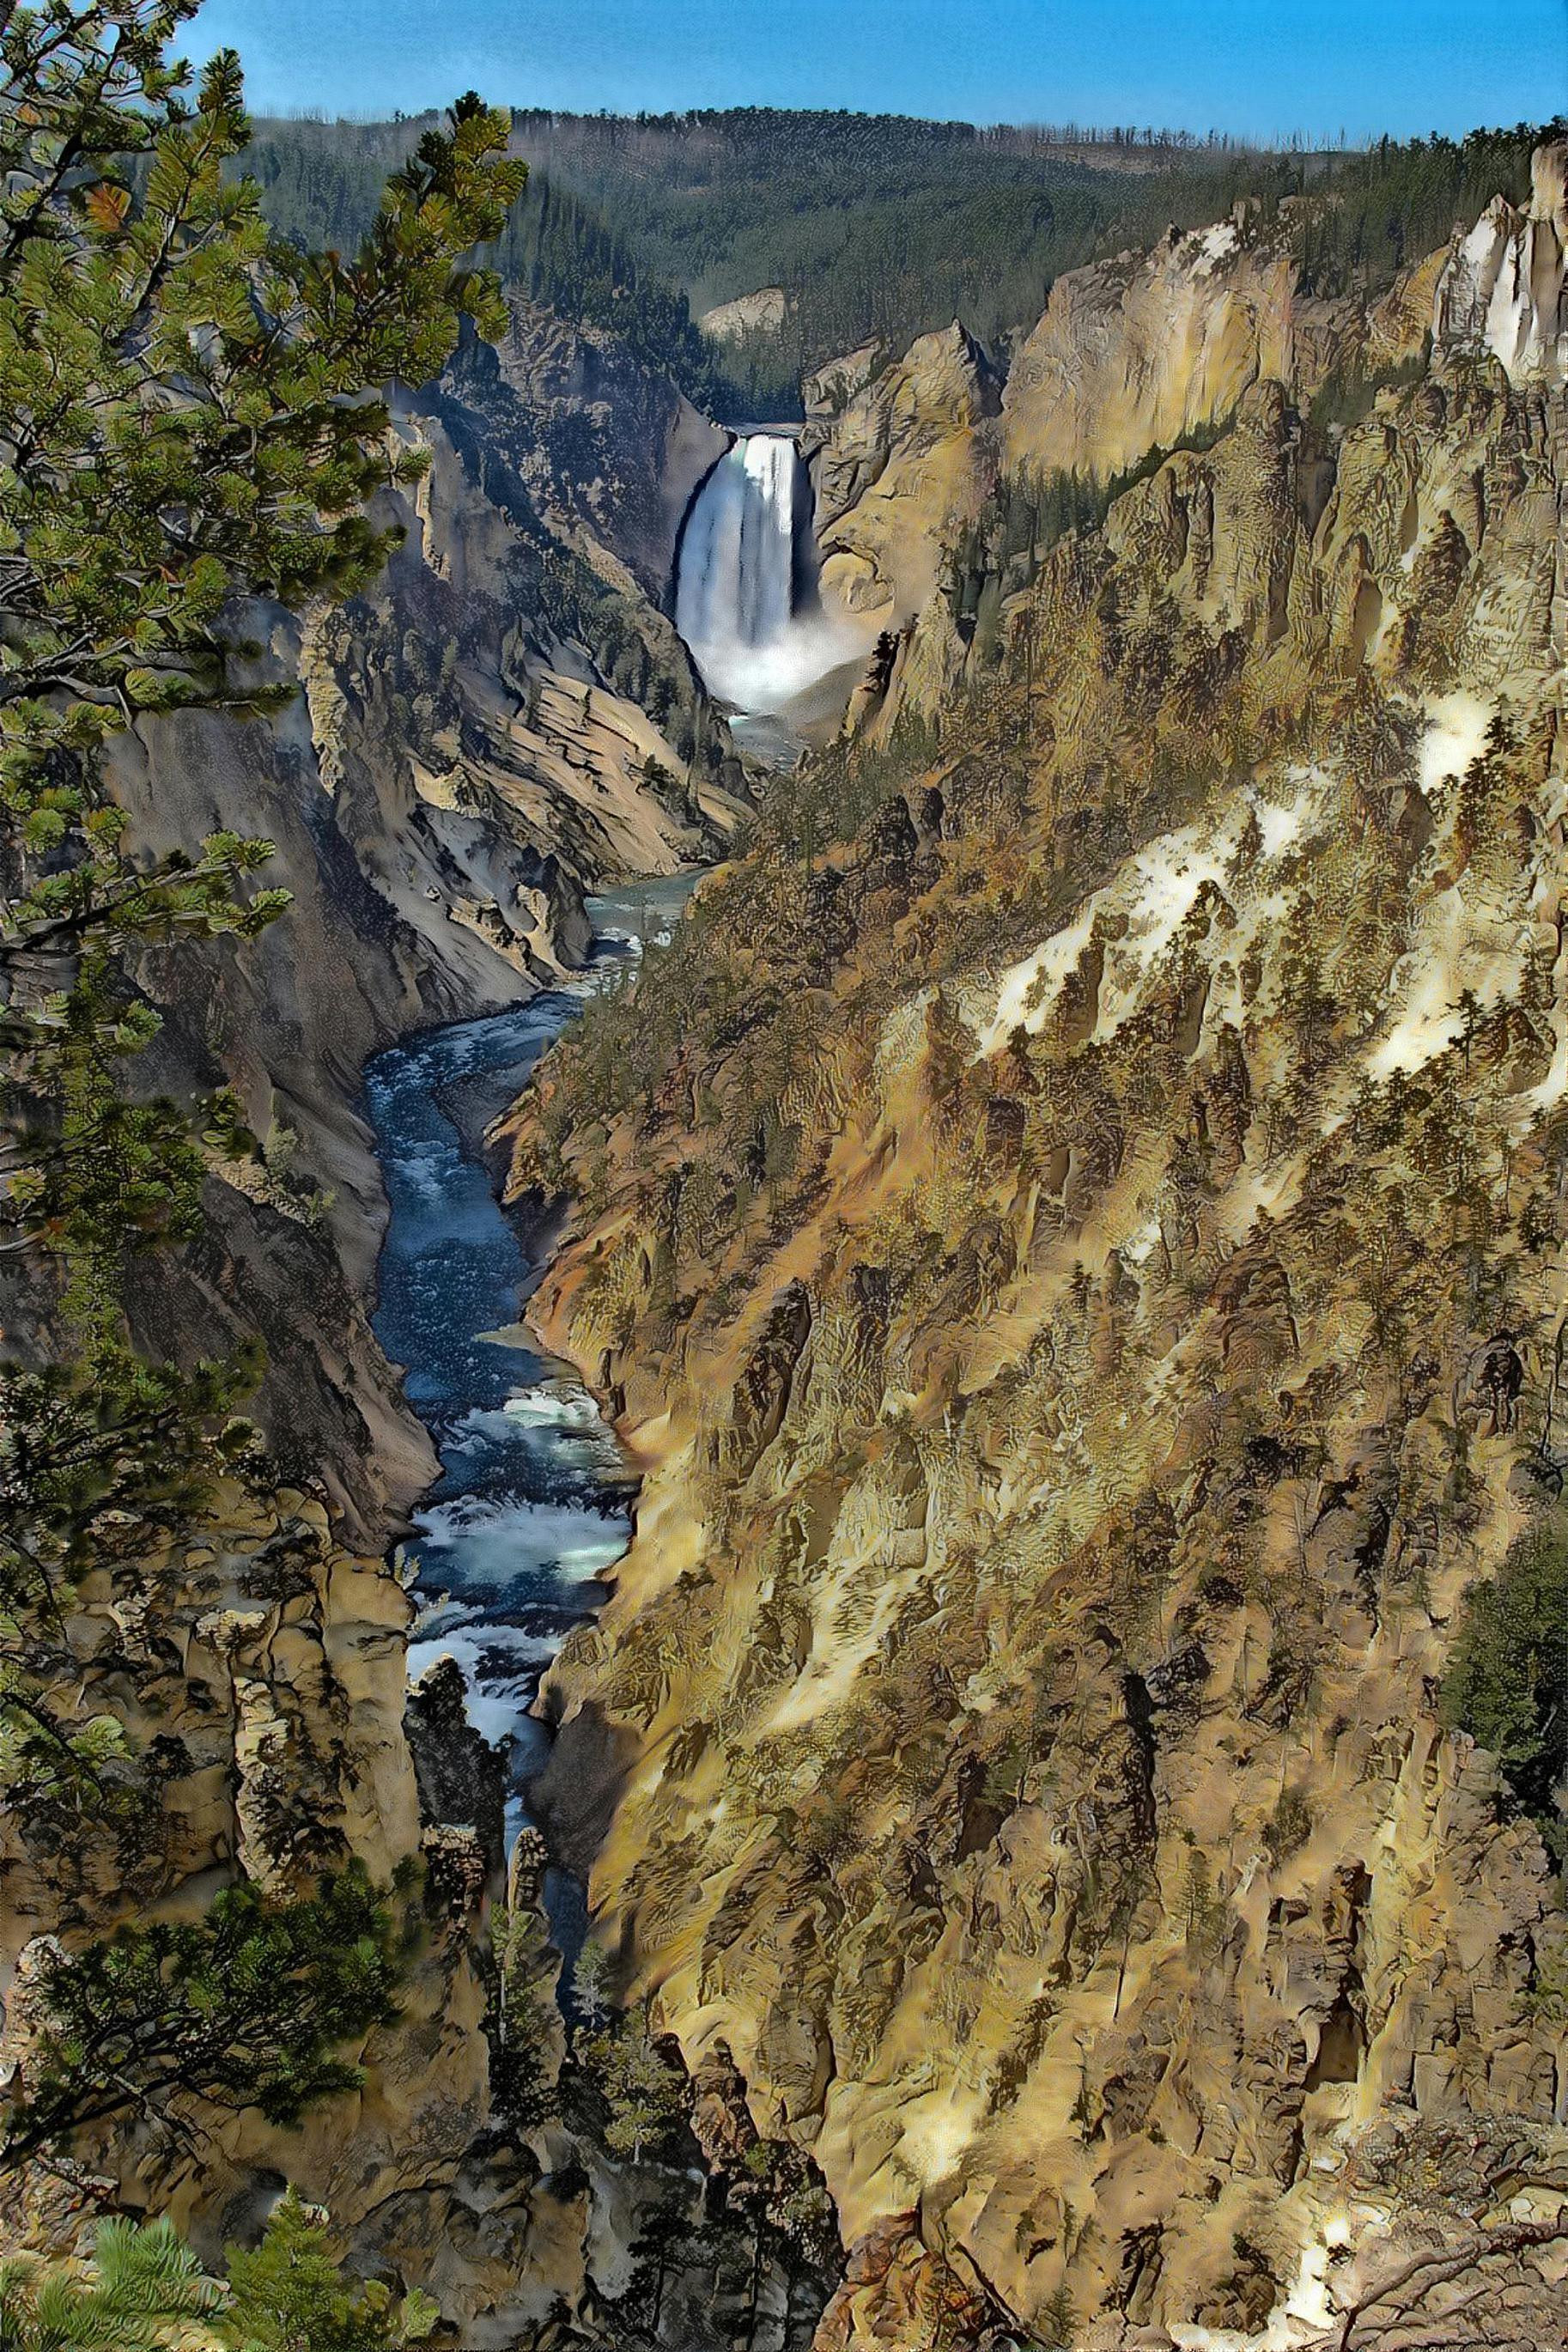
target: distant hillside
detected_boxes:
[242,109,1553,419]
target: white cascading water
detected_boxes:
[675,433,856,715]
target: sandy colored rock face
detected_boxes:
[700,287,790,343]
[503,168,1568,2345]
[1433,139,1568,386]
[803,324,1001,623]
[1003,222,1304,482]
[997,201,1443,490]
[800,205,1443,713]
[0,1490,478,2221]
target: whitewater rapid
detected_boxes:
[365,878,697,1867]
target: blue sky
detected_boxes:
[187,0,1565,143]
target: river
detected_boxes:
[364,874,699,1938]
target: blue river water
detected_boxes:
[364,878,698,1866]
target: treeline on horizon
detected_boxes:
[241,106,1558,420]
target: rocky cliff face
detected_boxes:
[0,1485,490,2245]
[1435,137,1568,386]
[700,287,791,343]
[501,161,1568,2347]
[802,325,1001,623]
[996,209,1442,484]
[800,195,1447,700]
[441,296,731,604]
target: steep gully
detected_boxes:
[366,437,825,1966]
[364,876,696,1972]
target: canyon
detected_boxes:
[4,101,1568,2352]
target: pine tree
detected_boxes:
[579,2006,690,2167]
[219,2192,437,2352]
[1,1868,404,2166]
[1441,1515,1568,1853]
[0,2201,442,2352]
[1040,2280,1078,2349]
[2,5,526,1315]
[0,2217,215,2351]
[0,3,525,2056]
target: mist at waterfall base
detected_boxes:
[675,433,866,735]
[366,880,696,1880]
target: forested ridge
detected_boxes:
[241,106,1557,419]
[241,113,740,412]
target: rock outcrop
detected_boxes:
[0,1486,494,2241]
[1000,207,1446,486]
[1435,137,1568,386]
[442,296,730,602]
[1006,213,1298,477]
[803,204,1447,724]
[699,287,790,343]
[803,324,1001,622]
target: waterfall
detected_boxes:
[675,433,855,716]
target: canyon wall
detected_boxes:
[801,183,1454,692]
[505,153,1568,2346]
[1435,137,1568,386]
[998,214,1438,483]
[802,325,1001,623]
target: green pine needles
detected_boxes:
[1441,1513,1568,1864]
[0,2192,440,2350]
[0,1867,404,2167]
[0,0,527,2227]
[0,2217,215,2352]
[218,2191,437,2352]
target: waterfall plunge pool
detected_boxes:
[674,430,874,753]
